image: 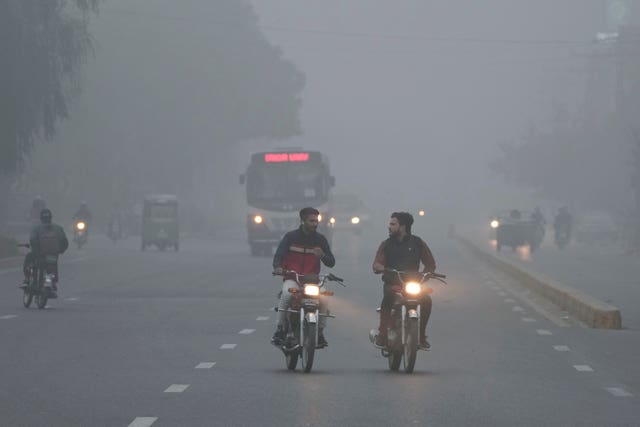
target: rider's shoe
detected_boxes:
[317,332,328,348]
[419,336,431,351]
[270,327,285,346]
[18,280,29,290]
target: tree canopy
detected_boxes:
[0,0,99,174]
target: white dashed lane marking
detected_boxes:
[553,345,571,352]
[128,417,157,427]
[574,365,594,372]
[522,317,536,322]
[64,297,79,301]
[0,315,17,320]
[536,329,553,335]
[221,344,237,349]
[504,298,515,303]
[164,384,189,393]
[497,291,507,297]
[256,316,270,321]
[238,329,255,335]
[605,387,633,397]
[195,362,216,369]
[512,306,524,312]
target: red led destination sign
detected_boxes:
[264,152,310,163]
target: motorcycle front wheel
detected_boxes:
[403,319,419,374]
[301,322,316,373]
[23,291,33,308]
[286,351,298,371]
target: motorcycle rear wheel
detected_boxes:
[301,322,316,373]
[23,291,33,308]
[403,319,419,374]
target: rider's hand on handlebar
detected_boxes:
[373,262,384,274]
[273,267,284,275]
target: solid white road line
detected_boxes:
[0,315,17,320]
[573,365,594,372]
[256,316,270,321]
[238,329,255,335]
[536,329,553,335]
[553,345,571,352]
[605,387,633,397]
[128,417,158,427]
[164,384,189,393]
[221,344,237,349]
[195,362,216,369]
[522,317,536,322]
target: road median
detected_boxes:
[457,235,622,329]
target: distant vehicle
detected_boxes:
[575,211,618,246]
[141,195,179,251]
[494,209,544,252]
[239,149,335,256]
[327,193,372,236]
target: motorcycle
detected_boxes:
[273,269,345,373]
[18,244,58,309]
[73,220,88,249]
[369,269,446,374]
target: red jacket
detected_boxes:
[273,226,335,276]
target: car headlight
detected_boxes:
[304,285,320,296]
[405,282,421,295]
[351,216,360,224]
[418,210,425,217]
[253,215,263,224]
[329,217,336,224]
[490,220,500,229]
[76,222,86,230]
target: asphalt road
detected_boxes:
[1,230,638,426]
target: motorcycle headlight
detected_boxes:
[76,222,86,230]
[329,217,336,224]
[253,215,263,224]
[351,216,360,224]
[490,220,500,229]
[405,282,421,295]
[304,285,320,296]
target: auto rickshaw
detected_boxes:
[141,195,179,251]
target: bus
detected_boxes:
[239,149,335,256]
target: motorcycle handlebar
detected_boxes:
[17,243,30,248]
[272,270,346,286]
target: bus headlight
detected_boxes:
[253,215,263,224]
[351,216,360,224]
[317,214,323,222]
[304,285,320,296]
[405,282,421,295]
[76,221,86,231]
[490,220,500,229]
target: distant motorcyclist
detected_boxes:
[554,206,573,246]
[271,207,336,348]
[19,209,69,293]
[107,203,124,241]
[372,212,436,350]
[73,201,93,224]
[531,207,546,227]
[29,196,46,223]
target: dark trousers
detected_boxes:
[379,283,432,337]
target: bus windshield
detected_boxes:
[246,162,328,209]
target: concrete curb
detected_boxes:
[0,256,22,270]
[457,235,622,329]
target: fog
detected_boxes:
[12,0,640,237]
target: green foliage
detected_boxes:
[0,0,99,174]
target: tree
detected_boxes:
[0,0,99,174]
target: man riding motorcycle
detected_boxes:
[271,207,336,348]
[19,209,69,294]
[73,201,93,224]
[372,212,436,350]
[554,206,573,242]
